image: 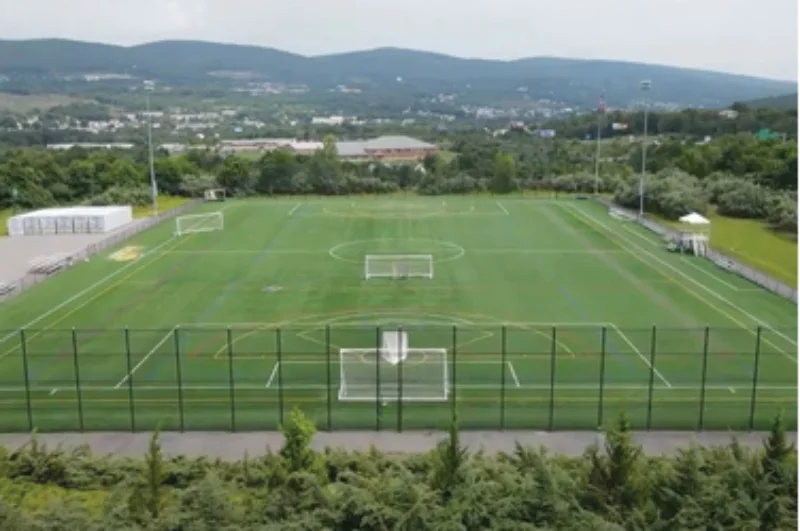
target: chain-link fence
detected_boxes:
[0,201,201,302]
[0,324,794,433]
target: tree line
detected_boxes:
[537,104,797,141]
[0,130,795,234]
[0,410,795,530]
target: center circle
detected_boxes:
[329,238,466,264]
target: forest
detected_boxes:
[0,127,795,234]
[0,410,795,529]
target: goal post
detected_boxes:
[204,188,226,202]
[364,254,433,280]
[175,211,224,236]
[338,347,449,402]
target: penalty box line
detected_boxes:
[608,323,672,388]
[113,329,174,389]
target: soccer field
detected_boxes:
[0,197,796,432]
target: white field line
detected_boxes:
[163,248,628,255]
[678,257,742,291]
[618,224,743,291]
[114,330,173,389]
[565,205,798,356]
[265,362,280,388]
[0,236,177,348]
[184,320,612,329]
[495,200,510,215]
[506,361,521,387]
[4,383,796,393]
[288,203,302,216]
[610,324,672,388]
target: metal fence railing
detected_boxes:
[0,324,794,433]
[592,197,798,303]
[0,201,201,303]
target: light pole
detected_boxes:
[593,90,606,195]
[144,80,158,217]
[638,79,651,218]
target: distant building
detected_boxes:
[218,135,437,161]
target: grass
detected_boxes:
[131,196,190,218]
[0,197,795,433]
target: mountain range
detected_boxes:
[0,39,796,108]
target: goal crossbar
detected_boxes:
[364,254,434,280]
[175,211,224,236]
[338,347,449,402]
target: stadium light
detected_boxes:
[144,80,158,217]
[638,79,652,218]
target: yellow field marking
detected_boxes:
[109,245,143,262]
[0,235,195,359]
[562,204,797,363]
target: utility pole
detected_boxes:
[638,80,652,218]
[144,80,158,217]
[594,90,606,195]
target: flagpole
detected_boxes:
[593,91,605,195]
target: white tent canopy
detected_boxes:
[679,212,710,225]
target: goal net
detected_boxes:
[204,188,226,202]
[364,254,433,280]
[175,212,224,236]
[338,330,449,402]
[609,207,637,222]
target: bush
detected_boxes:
[613,168,707,219]
[87,185,152,206]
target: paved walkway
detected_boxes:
[0,431,792,459]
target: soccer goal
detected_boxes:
[175,211,224,236]
[364,254,433,280]
[338,330,449,402]
[204,188,226,202]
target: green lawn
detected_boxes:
[0,197,795,433]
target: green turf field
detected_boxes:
[0,197,796,432]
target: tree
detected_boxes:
[490,151,516,194]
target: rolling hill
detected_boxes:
[0,39,795,108]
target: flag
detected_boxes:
[598,92,606,114]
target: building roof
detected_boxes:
[362,135,436,150]
[679,212,710,225]
[336,141,368,157]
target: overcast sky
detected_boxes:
[1,0,797,81]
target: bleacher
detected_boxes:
[28,254,71,275]
[0,282,15,296]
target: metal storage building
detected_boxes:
[6,206,133,237]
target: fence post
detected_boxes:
[646,325,657,430]
[277,328,284,428]
[71,328,84,432]
[597,326,607,428]
[748,327,762,431]
[326,325,332,432]
[375,326,382,431]
[19,329,33,432]
[227,328,236,432]
[500,325,507,430]
[451,326,458,425]
[397,326,403,433]
[124,328,135,432]
[173,326,185,432]
[698,326,710,430]
[548,326,556,431]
